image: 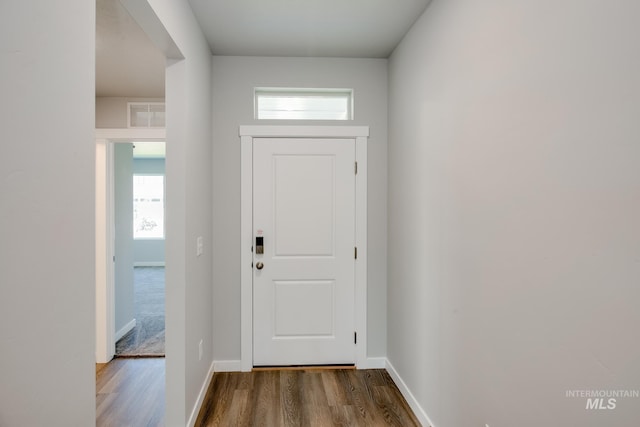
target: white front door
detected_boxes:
[252,138,356,366]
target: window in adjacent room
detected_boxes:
[133,175,164,239]
[254,87,353,120]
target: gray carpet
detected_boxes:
[115,267,165,357]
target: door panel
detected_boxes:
[273,154,335,257]
[253,138,355,366]
[273,280,334,337]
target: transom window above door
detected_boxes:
[254,87,353,121]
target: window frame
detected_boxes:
[133,173,165,240]
[127,102,166,128]
[254,87,354,121]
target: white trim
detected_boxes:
[214,360,243,372]
[95,139,114,364]
[364,357,387,369]
[95,129,167,364]
[240,135,253,372]
[239,125,369,138]
[354,135,367,369]
[385,359,435,427]
[133,262,166,267]
[115,318,136,342]
[240,125,368,371]
[95,128,166,141]
[186,359,215,427]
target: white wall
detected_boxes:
[0,1,96,425]
[140,1,213,425]
[388,1,640,426]
[211,56,388,361]
[134,238,166,265]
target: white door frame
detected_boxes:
[95,128,166,363]
[239,125,369,371]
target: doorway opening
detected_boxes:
[96,137,166,361]
[114,142,166,357]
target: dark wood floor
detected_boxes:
[96,358,165,427]
[195,368,420,427]
[96,360,419,427]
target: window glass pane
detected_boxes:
[130,104,150,127]
[133,175,164,239]
[255,88,352,120]
[149,104,166,127]
[128,103,166,128]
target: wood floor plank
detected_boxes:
[376,383,419,427]
[320,370,349,407]
[195,369,420,427]
[300,371,333,426]
[197,372,232,426]
[279,370,302,426]
[341,369,379,425]
[96,358,165,427]
[250,371,281,426]
[329,404,358,427]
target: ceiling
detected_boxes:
[96,0,431,97]
[96,0,165,97]
[187,0,431,58]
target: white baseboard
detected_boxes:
[213,360,242,372]
[133,262,165,267]
[187,359,215,427]
[363,357,387,369]
[385,359,435,427]
[115,319,136,342]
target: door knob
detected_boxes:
[256,262,264,270]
